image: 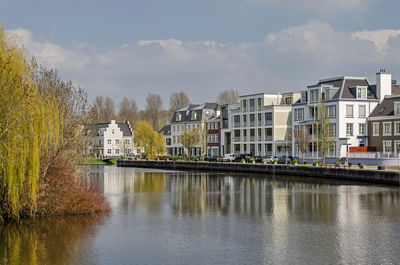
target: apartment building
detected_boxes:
[221,92,300,156]
[291,73,390,159]
[170,103,219,157]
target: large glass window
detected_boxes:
[234,115,240,127]
[250,114,255,126]
[294,108,304,121]
[383,141,392,153]
[250,99,255,112]
[310,89,319,102]
[242,115,247,126]
[257,98,262,111]
[242,100,247,112]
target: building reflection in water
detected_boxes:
[85,167,400,264]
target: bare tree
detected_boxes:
[170,91,190,112]
[118,97,138,126]
[316,102,334,165]
[294,127,310,164]
[88,96,116,122]
[216,89,239,105]
[145,93,163,130]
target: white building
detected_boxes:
[221,92,300,156]
[170,103,219,157]
[291,74,387,160]
[86,120,142,158]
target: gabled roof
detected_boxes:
[308,76,377,100]
[369,95,400,117]
[85,121,132,137]
[159,125,171,135]
[171,102,218,123]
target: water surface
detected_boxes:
[2,166,400,265]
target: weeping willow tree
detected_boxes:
[0,26,62,220]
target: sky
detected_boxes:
[2,0,400,108]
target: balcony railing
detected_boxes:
[265,120,272,126]
[233,137,241,142]
[265,136,272,141]
[250,136,255,142]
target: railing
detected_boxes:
[348,152,400,159]
[265,136,272,141]
[233,137,241,142]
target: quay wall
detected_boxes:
[117,160,400,186]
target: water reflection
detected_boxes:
[0,215,105,265]
[2,167,400,265]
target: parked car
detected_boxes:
[223,153,235,162]
[234,154,252,162]
[278,156,291,164]
[253,156,263,163]
[264,155,277,163]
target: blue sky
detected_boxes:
[2,0,400,108]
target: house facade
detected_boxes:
[291,73,390,159]
[221,92,300,156]
[206,114,221,156]
[368,92,400,155]
[86,120,141,158]
[170,103,219,157]
[160,124,172,155]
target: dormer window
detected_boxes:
[177,113,182,121]
[191,112,197,120]
[310,89,319,103]
[395,102,400,115]
[357,87,367,99]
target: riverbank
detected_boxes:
[117,160,400,186]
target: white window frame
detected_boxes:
[357,87,367,99]
[328,105,336,118]
[383,122,392,136]
[383,141,392,153]
[346,105,354,118]
[346,123,353,136]
[358,105,366,118]
[373,122,379,136]
[394,121,400,136]
[359,123,365,136]
[394,102,400,115]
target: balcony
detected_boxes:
[250,136,255,142]
[265,136,272,141]
[265,120,272,126]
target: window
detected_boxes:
[211,134,215,143]
[173,136,176,144]
[242,100,247,112]
[310,89,319,102]
[191,112,197,120]
[357,87,367,99]
[258,113,262,125]
[234,115,240,127]
[112,129,115,134]
[107,139,111,144]
[346,105,353,118]
[115,139,119,145]
[215,134,219,143]
[99,139,102,146]
[265,112,272,125]
[330,123,336,136]
[285,97,292,104]
[257,98,262,111]
[177,113,182,121]
[107,149,111,154]
[359,105,366,118]
[243,115,247,126]
[294,109,304,121]
[328,105,336,118]
[207,135,211,143]
[301,92,307,103]
[373,122,379,136]
[116,149,119,154]
[250,114,255,126]
[207,123,210,130]
[383,122,392,136]
[125,139,130,145]
[250,99,255,111]
[395,102,400,115]
[346,123,353,136]
[383,141,392,153]
[359,123,365,135]
[395,121,400,135]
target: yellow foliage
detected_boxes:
[0,26,63,220]
[134,121,166,159]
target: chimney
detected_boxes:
[376,69,392,103]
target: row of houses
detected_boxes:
[161,70,400,161]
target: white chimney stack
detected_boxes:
[376,69,392,103]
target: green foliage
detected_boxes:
[180,128,200,160]
[292,159,298,163]
[134,121,166,159]
[273,158,278,163]
[0,27,63,220]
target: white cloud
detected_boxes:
[246,0,379,14]
[7,22,400,108]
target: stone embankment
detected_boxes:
[117,160,400,186]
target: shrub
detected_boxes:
[336,161,341,165]
[249,158,255,162]
[273,158,278,163]
[292,159,298,164]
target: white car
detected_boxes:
[223,153,235,162]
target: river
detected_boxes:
[1,165,400,264]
